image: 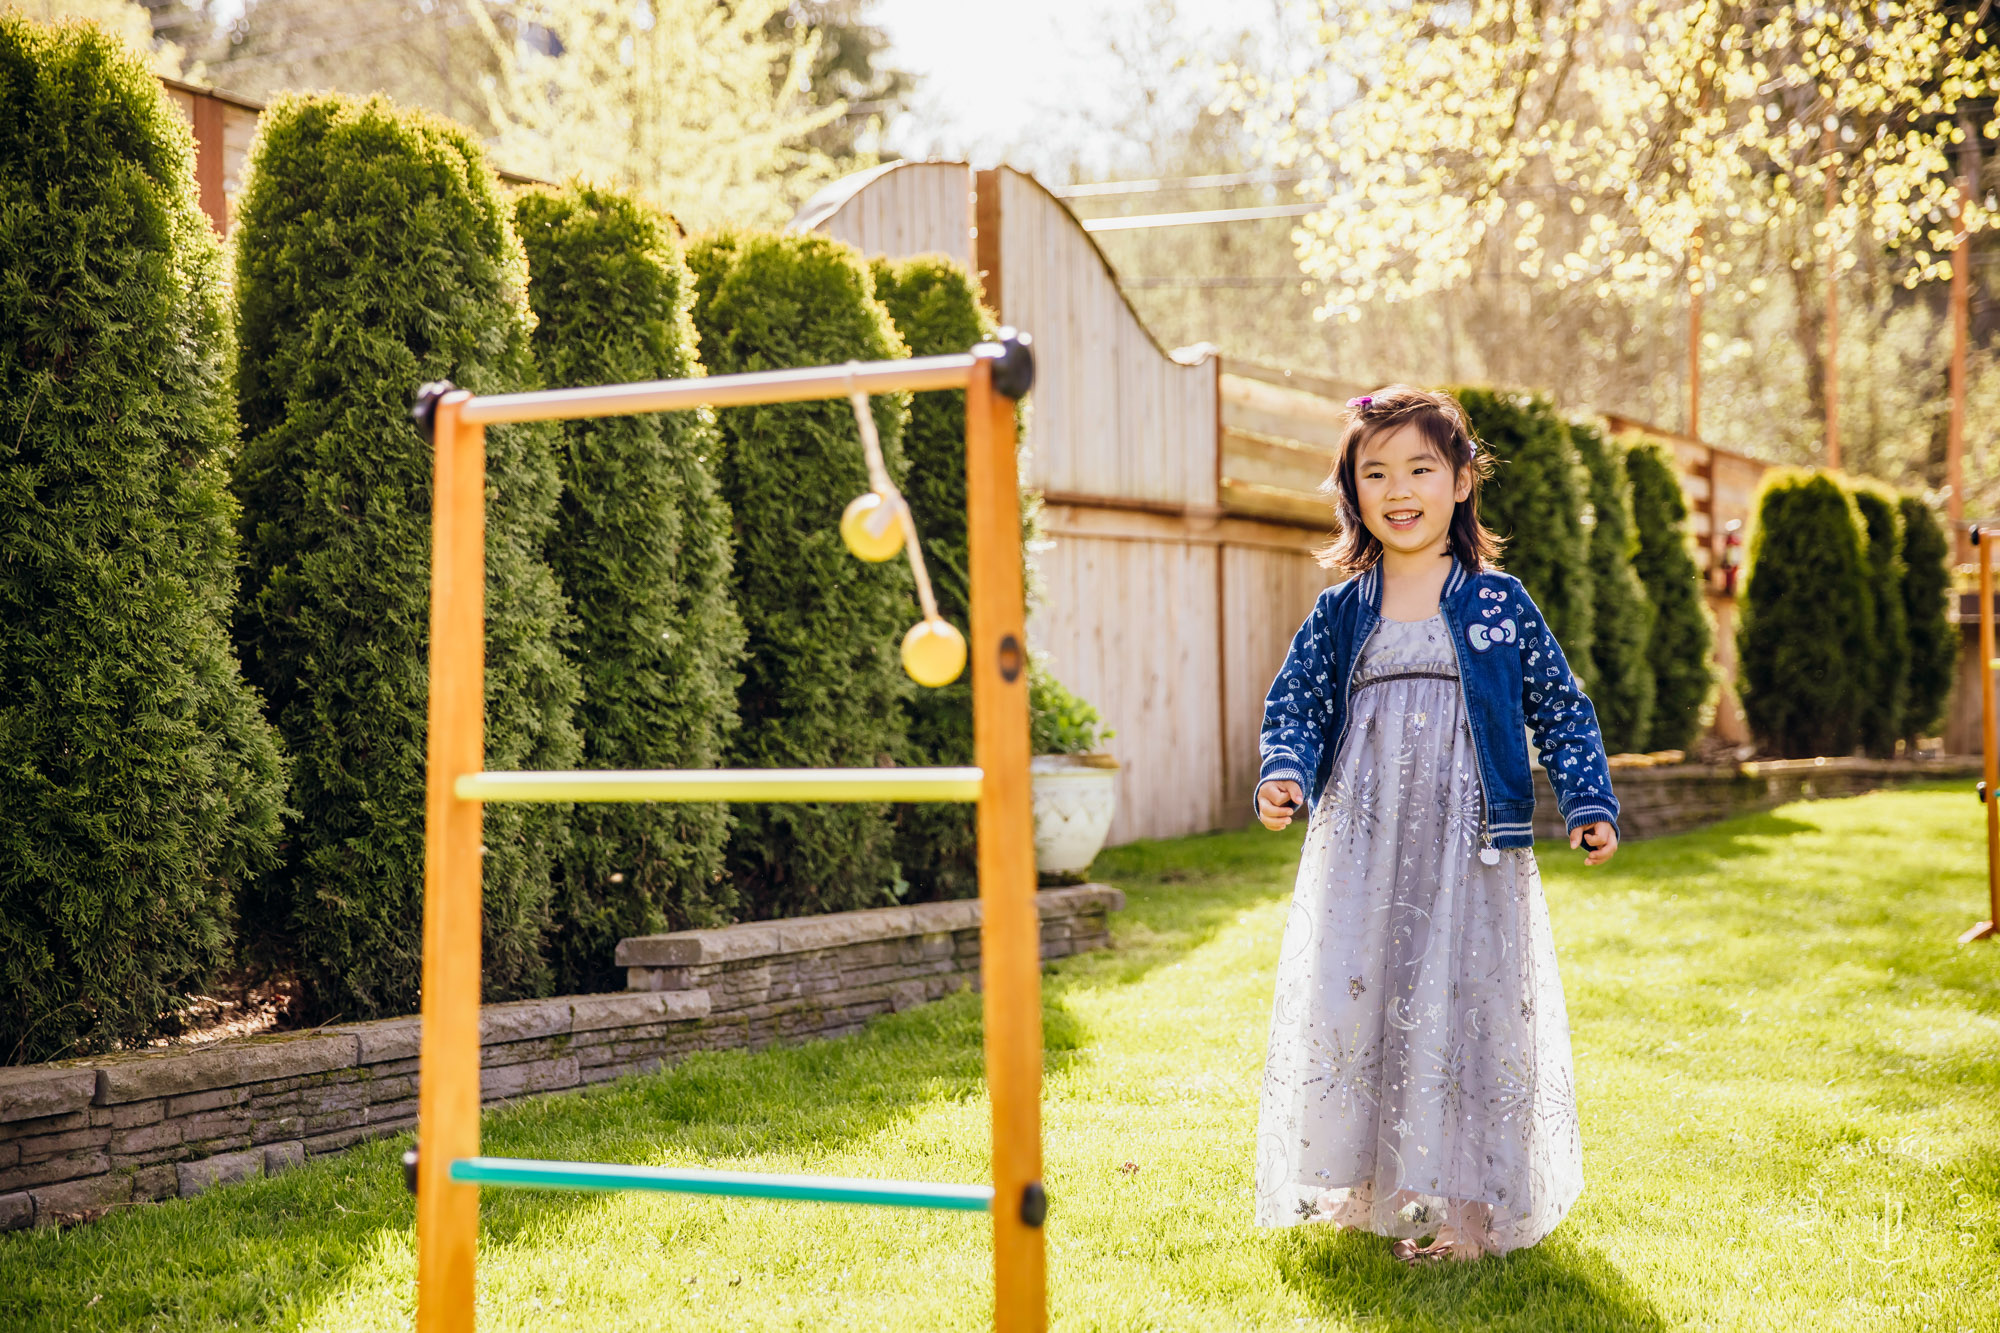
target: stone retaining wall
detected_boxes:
[1531,755,1976,841]
[0,885,1122,1229]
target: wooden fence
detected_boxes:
[799,163,1338,843]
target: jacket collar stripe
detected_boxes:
[1359,556,1468,612]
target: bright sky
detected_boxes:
[871,0,1254,176]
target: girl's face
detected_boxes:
[1355,423,1471,562]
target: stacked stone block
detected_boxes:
[1529,755,1977,841]
[617,885,1122,1050]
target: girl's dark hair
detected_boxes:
[1315,384,1503,573]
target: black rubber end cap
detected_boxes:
[975,329,1035,400]
[411,381,457,445]
[1020,1180,1047,1227]
[402,1147,419,1195]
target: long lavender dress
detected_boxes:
[1254,614,1584,1255]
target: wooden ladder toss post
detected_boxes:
[416,388,486,1332]
[967,342,1045,1333]
[1966,526,1998,944]
[404,340,1036,1329]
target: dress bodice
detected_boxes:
[1351,613,1458,688]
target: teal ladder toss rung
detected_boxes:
[454,766,983,805]
[449,1156,995,1212]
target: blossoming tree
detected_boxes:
[1220,1,1998,317]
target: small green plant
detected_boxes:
[516,182,744,991]
[1570,418,1656,753]
[231,94,581,1018]
[686,230,915,920]
[1624,437,1717,751]
[1737,468,1874,758]
[1454,387,1595,678]
[870,254,990,899]
[1029,655,1115,755]
[1898,495,1956,749]
[1845,479,1908,759]
[0,15,288,1061]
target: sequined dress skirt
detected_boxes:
[1254,614,1583,1253]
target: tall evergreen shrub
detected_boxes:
[1570,419,1656,752]
[1737,469,1873,758]
[1898,496,1957,747]
[870,255,989,901]
[516,183,744,991]
[1454,388,1594,678]
[232,95,581,1019]
[0,17,288,1061]
[1624,439,1716,751]
[688,232,914,919]
[1845,481,1908,758]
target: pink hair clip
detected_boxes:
[1347,395,1372,409]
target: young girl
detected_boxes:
[1252,385,1618,1265]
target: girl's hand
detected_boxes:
[1570,820,1618,866]
[1257,780,1304,831]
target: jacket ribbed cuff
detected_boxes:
[1563,804,1618,833]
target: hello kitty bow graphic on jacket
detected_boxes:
[1466,617,1517,651]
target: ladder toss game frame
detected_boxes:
[406,333,1045,1331]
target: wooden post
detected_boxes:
[1949,182,1971,564]
[417,391,485,1331]
[1966,528,1999,944]
[967,355,1045,1331]
[190,89,227,234]
[1823,126,1841,471]
[975,169,1005,319]
[1687,222,1703,440]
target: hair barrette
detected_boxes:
[1346,395,1372,409]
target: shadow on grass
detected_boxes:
[1566,810,1818,883]
[1271,1223,1666,1332]
[466,985,1097,1252]
[1083,824,1306,988]
[0,987,1095,1331]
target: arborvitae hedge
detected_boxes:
[516,183,744,992]
[1898,496,1957,747]
[688,232,914,919]
[232,95,580,1019]
[1845,480,1908,759]
[1455,388,1594,679]
[869,255,989,901]
[0,17,288,1061]
[1570,419,1656,753]
[1737,469,1873,758]
[1624,439,1716,751]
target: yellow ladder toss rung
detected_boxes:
[453,766,983,804]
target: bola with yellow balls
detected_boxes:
[840,491,905,562]
[901,617,966,688]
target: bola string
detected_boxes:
[847,376,941,625]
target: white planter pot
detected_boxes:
[1030,754,1119,883]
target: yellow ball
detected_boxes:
[902,618,967,688]
[840,491,905,562]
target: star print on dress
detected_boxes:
[1254,613,1585,1256]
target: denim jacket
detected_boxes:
[1256,557,1619,849]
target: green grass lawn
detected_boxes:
[3,787,1999,1331]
